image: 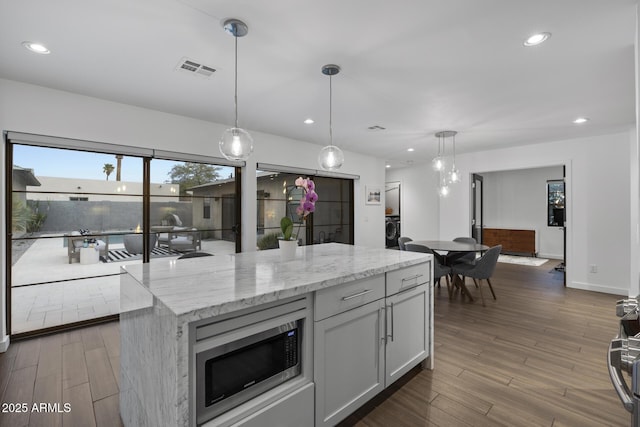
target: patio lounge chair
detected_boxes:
[168,228,201,253]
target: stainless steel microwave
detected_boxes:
[195,320,302,423]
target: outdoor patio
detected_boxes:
[10,234,235,334]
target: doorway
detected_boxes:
[473,166,566,284]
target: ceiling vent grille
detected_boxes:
[176,57,216,78]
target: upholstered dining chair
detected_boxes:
[397,236,412,251]
[447,236,477,266]
[405,242,451,294]
[451,245,502,306]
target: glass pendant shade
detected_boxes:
[219,127,253,161]
[432,156,445,172]
[318,145,344,170]
[448,164,460,184]
[438,180,450,198]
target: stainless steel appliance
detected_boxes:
[608,297,640,426]
[385,216,400,248]
[194,299,306,425]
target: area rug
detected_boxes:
[498,254,549,267]
[104,247,180,262]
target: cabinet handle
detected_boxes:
[387,302,395,342]
[379,306,386,343]
[402,274,423,284]
[341,289,372,301]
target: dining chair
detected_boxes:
[397,236,413,251]
[447,237,477,266]
[451,245,502,306]
[448,236,478,289]
[405,242,451,295]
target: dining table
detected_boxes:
[410,240,489,302]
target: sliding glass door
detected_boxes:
[10,144,143,335]
[7,136,241,337]
[149,159,239,258]
[255,169,354,249]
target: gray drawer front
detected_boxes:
[314,275,385,321]
[386,262,430,296]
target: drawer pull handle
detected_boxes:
[342,289,372,301]
[402,274,423,283]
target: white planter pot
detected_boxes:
[278,239,298,261]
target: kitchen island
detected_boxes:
[120,243,433,427]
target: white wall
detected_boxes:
[0,78,386,347]
[386,165,440,241]
[387,130,636,296]
[482,166,564,259]
[440,131,635,296]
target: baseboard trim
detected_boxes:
[0,335,9,353]
[570,281,628,296]
[538,253,563,260]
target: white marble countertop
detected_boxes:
[121,243,430,323]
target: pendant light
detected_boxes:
[438,171,450,198]
[434,130,460,197]
[431,133,446,172]
[318,64,344,170]
[219,19,254,161]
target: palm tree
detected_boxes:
[115,155,123,181]
[103,163,115,180]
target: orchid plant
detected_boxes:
[280,177,318,241]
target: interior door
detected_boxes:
[471,174,484,243]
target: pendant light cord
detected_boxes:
[452,134,456,165]
[329,74,333,147]
[234,35,239,129]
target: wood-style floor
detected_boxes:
[0,261,630,426]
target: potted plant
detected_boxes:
[278,177,318,260]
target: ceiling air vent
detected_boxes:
[175,57,216,78]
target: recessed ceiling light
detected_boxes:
[407,148,415,152]
[303,118,314,124]
[573,117,589,124]
[523,32,551,47]
[386,164,391,168]
[22,41,50,54]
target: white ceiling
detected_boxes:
[0,0,637,168]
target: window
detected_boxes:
[547,180,565,227]
[6,132,242,337]
[10,143,144,336]
[256,169,354,249]
[203,197,211,219]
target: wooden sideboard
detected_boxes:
[483,228,536,256]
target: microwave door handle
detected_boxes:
[608,339,635,412]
